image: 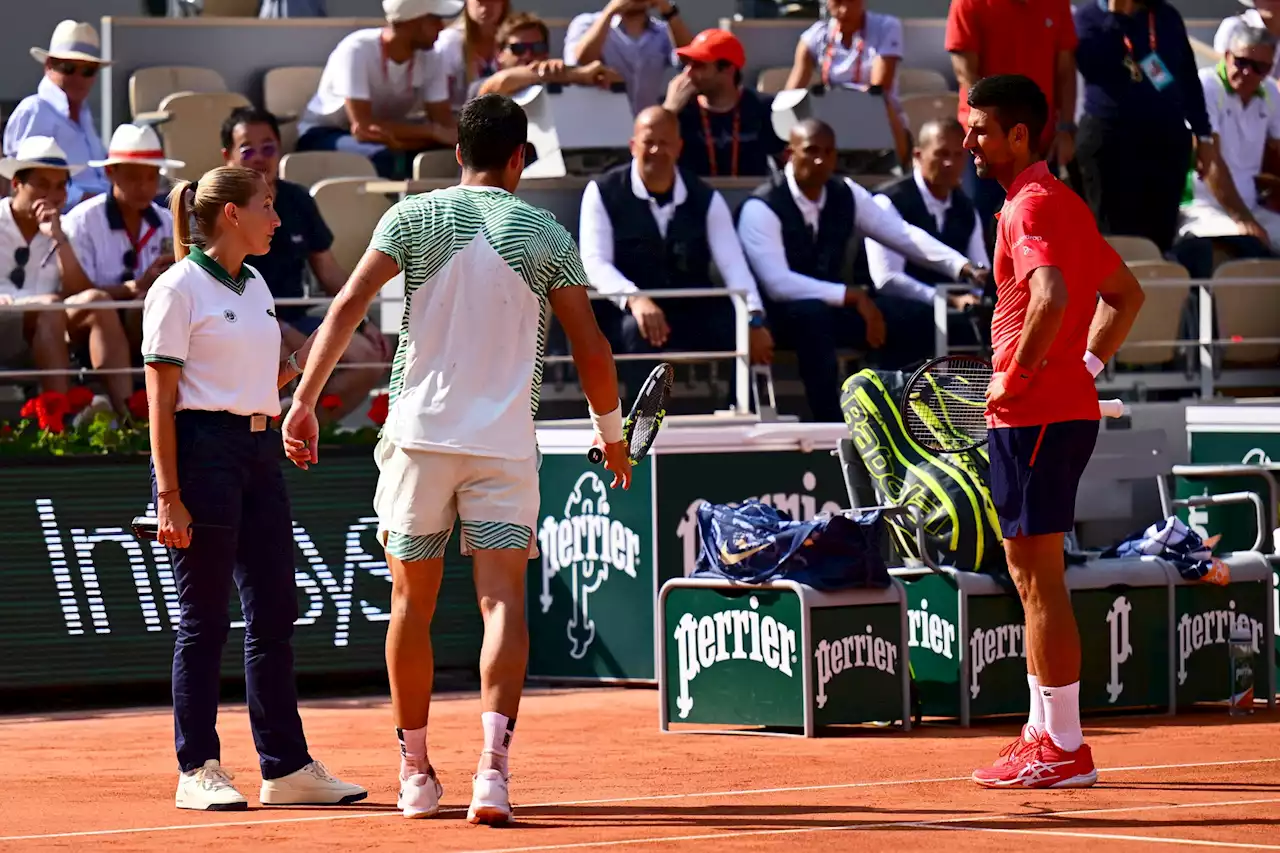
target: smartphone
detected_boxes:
[131,516,159,541]
[160,237,174,256]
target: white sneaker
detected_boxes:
[468,769,512,825]
[398,768,444,819]
[259,760,367,806]
[176,759,248,811]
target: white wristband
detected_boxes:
[590,401,624,444]
[1083,350,1105,378]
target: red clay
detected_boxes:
[1,688,1277,852]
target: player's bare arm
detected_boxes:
[991,265,1068,403]
[1085,262,1146,365]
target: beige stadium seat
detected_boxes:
[897,67,949,96]
[901,93,959,138]
[413,150,460,180]
[1118,261,1190,367]
[130,66,228,118]
[311,178,393,273]
[279,151,376,189]
[756,66,793,96]
[1107,235,1164,263]
[264,66,323,153]
[155,91,252,182]
[1211,259,1280,364]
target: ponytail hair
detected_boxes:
[167,165,265,261]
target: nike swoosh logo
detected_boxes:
[719,541,771,565]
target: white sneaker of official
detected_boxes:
[398,769,444,818]
[259,760,367,806]
[468,769,512,825]
[175,759,248,811]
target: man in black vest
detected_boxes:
[737,119,990,422]
[579,106,773,396]
[865,118,988,347]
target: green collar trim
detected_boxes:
[1217,59,1271,104]
[188,245,254,294]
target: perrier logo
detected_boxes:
[673,595,797,719]
[537,472,641,660]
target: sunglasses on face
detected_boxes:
[51,61,99,78]
[1234,56,1273,75]
[506,41,548,56]
[9,246,29,289]
[236,142,279,160]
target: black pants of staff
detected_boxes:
[1076,114,1192,253]
[615,296,738,408]
[154,410,312,779]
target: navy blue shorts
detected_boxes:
[987,419,1099,539]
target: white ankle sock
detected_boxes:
[397,726,428,779]
[1040,681,1083,752]
[480,711,515,777]
[1025,674,1045,741]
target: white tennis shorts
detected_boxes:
[373,437,540,561]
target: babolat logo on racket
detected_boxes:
[968,623,1026,698]
[813,624,899,710]
[672,595,797,719]
[536,472,642,660]
[1176,600,1264,686]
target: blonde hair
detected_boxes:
[166,165,264,261]
[455,0,511,85]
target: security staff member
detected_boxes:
[143,165,366,811]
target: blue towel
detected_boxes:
[1101,516,1217,582]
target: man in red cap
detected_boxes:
[663,28,785,177]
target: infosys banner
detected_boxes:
[0,455,483,693]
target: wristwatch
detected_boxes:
[1056,120,1077,134]
[748,312,767,329]
[661,3,680,20]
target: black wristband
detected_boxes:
[662,3,680,20]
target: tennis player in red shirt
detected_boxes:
[963,74,1145,789]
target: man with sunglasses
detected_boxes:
[0,137,133,418]
[477,13,623,99]
[3,21,111,210]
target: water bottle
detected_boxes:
[1228,624,1255,717]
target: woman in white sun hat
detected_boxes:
[3,20,112,209]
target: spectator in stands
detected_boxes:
[222,108,389,423]
[737,119,987,423]
[784,0,910,165]
[1177,26,1280,270]
[437,0,509,109]
[478,13,624,98]
[946,0,1078,242]
[661,29,785,178]
[3,21,111,209]
[1075,0,1214,254]
[0,138,132,418]
[565,0,693,115]
[865,118,988,346]
[296,0,461,179]
[579,107,773,396]
[1216,0,1280,80]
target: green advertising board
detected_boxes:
[1075,587,1170,712]
[809,603,904,726]
[1174,580,1269,707]
[0,453,482,695]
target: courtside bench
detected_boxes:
[657,577,912,737]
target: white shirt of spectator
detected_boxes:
[1214,10,1280,80]
[434,26,499,109]
[864,166,988,304]
[736,162,970,306]
[301,28,449,132]
[0,197,60,300]
[62,195,174,289]
[578,159,764,313]
[565,13,677,114]
[142,252,282,417]
[801,14,903,97]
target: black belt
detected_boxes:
[175,410,274,432]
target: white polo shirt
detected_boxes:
[300,28,450,132]
[0,198,60,300]
[1192,66,1280,212]
[142,247,282,417]
[62,194,173,289]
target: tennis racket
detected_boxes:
[901,355,1127,455]
[587,362,674,466]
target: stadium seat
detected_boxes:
[1117,261,1190,367]
[264,66,323,153]
[311,178,393,274]
[900,93,959,138]
[155,91,253,182]
[897,67,949,96]
[130,66,228,118]
[413,150,460,180]
[756,66,793,95]
[1107,235,1164,263]
[279,151,376,189]
[1211,258,1280,365]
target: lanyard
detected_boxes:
[1122,10,1157,56]
[822,26,865,88]
[699,101,741,178]
[380,40,418,101]
[128,222,157,259]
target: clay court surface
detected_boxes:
[2,688,1278,852]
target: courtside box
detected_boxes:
[657,578,911,737]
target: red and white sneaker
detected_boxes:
[972,729,1097,789]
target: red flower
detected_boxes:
[1,424,11,437]
[367,393,389,426]
[34,391,69,434]
[66,386,95,414]
[19,398,37,420]
[127,389,149,422]
[320,393,343,412]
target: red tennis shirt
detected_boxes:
[988,162,1121,429]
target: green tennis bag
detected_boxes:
[839,368,1006,574]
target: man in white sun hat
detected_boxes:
[3,21,112,209]
[0,137,132,419]
[296,0,462,179]
[1217,0,1280,80]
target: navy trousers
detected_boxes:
[153,410,311,779]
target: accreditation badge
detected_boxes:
[1139,52,1174,91]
